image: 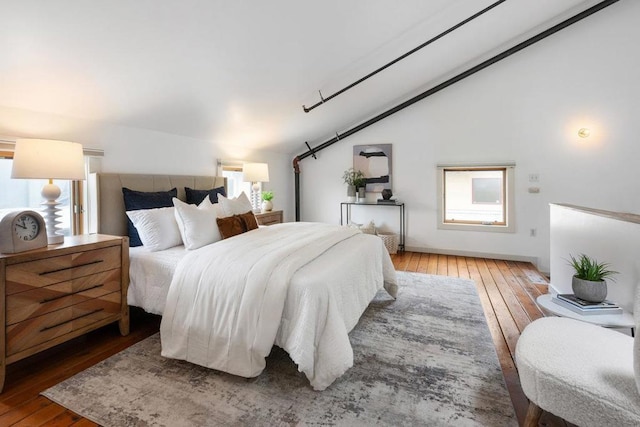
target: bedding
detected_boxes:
[216,214,247,239]
[185,186,226,204]
[217,192,253,216]
[159,222,397,390]
[125,207,182,251]
[122,187,177,246]
[128,245,187,315]
[172,197,222,250]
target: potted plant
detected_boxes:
[261,191,274,213]
[342,168,365,202]
[353,175,367,200]
[567,253,618,303]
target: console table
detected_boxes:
[340,202,405,252]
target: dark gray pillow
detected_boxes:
[185,186,226,205]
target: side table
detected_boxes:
[255,210,283,226]
[536,294,635,335]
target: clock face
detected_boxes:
[14,213,40,241]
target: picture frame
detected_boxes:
[353,144,392,192]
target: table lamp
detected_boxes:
[242,162,269,212]
[11,139,85,244]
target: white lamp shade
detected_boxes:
[243,162,269,183]
[11,139,85,180]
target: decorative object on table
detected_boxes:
[261,191,274,213]
[567,253,618,303]
[243,162,269,212]
[551,294,622,316]
[11,139,85,245]
[377,190,397,204]
[353,144,392,193]
[342,168,364,203]
[0,210,48,253]
[354,174,366,201]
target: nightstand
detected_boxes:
[0,234,129,392]
[255,210,283,226]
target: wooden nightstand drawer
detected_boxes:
[255,210,283,226]
[6,269,121,325]
[5,246,121,293]
[6,291,122,356]
[0,234,130,392]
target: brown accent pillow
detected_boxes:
[216,215,246,239]
[238,211,259,231]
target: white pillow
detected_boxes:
[346,220,376,235]
[173,197,221,250]
[218,192,253,217]
[125,207,182,252]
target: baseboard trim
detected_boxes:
[404,245,539,268]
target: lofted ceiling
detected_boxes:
[1,0,605,154]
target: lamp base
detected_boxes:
[251,182,261,212]
[41,182,65,245]
[47,234,64,245]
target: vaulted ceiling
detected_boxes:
[2,0,604,154]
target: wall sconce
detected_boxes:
[11,139,85,244]
[242,162,269,212]
[577,128,591,138]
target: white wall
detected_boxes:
[0,106,295,222]
[299,1,640,273]
[550,204,640,313]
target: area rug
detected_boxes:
[42,272,516,426]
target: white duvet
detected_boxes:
[160,222,397,390]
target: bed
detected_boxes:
[90,173,397,390]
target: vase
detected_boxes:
[571,276,607,303]
[357,187,365,199]
[261,200,273,213]
[347,185,356,202]
[381,189,393,200]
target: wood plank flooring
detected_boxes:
[0,252,562,426]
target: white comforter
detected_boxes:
[160,222,396,390]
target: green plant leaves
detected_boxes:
[567,253,618,282]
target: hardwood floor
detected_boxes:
[0,252,561,426]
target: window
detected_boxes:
[217,160,252,198]
[437,164,515,232]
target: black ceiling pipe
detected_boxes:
[293,0,620,221]
[302,0,508,113]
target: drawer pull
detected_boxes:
[39,308,105,332]
[40,284,104,304]
[39,260,104,275]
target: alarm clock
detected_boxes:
[0,210,48,253]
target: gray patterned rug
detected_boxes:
[42,272,516,426]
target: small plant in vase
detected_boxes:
[342,168,365,202]
[567,253,618,303]
[261,191,274,213]
[353,175,367,200]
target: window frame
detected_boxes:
[217,159,256,199]
[437,163,515,233]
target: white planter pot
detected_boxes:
[572,276,607,303]
[261,200,273,213]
